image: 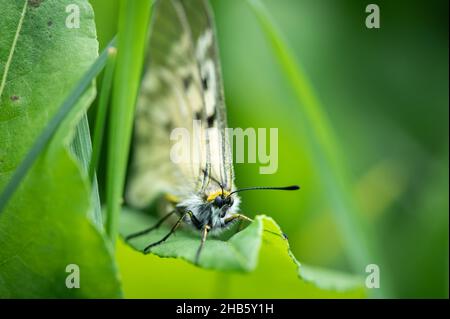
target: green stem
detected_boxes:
[105,0,152,247]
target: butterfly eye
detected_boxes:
[213,196,224,208]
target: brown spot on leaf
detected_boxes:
[10,95,19,102]
[47,20,53,27]
[28,0,43,8]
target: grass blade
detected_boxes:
[90,47,117,181]
[0,38,117,214]
[105,0,152,246]
[246,0,388,295]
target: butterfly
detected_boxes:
[124,0,299,265]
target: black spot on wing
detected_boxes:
[202,75,208,90]
[207,108,216,128]
[195,111,202,120]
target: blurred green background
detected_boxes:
[90,0,448,298]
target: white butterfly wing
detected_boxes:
[126,0,234,209]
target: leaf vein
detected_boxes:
[0,0,28,102]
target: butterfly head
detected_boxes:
[207,190,236,218]
[177,185,298,231]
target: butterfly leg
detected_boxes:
[125,210,176,241]
[143,211,188,254]
[195,225,210,265]
[224,214,253,235]
[187,211,202,229]
[224,213,253,225]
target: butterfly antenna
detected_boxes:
[228,185,300,196]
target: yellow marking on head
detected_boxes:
[206,190,230,202]
[165,194,180,204]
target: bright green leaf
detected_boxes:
[0,0,121,298]
[120,208,366,297]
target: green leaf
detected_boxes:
[120,208,366,297]
[0,0,121,297]
[120,208,262,272]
